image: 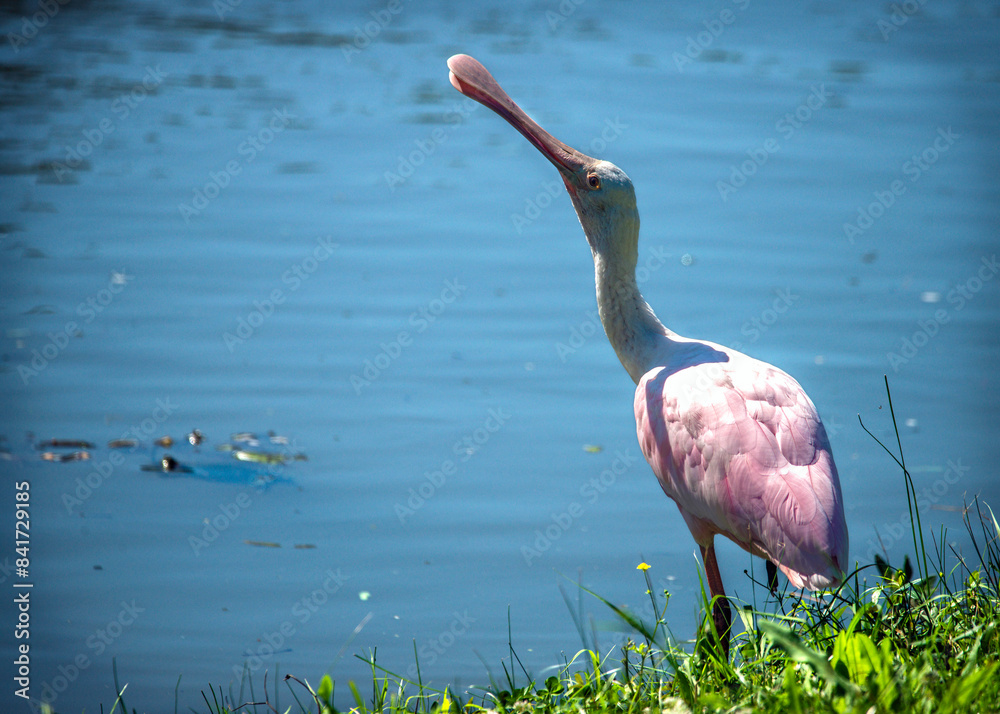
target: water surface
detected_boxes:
[1,1,998,711]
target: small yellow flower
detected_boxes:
[637,562,651,571]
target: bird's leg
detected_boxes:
[766,559,779,595]
[700,543,731,658]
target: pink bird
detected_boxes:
[447,55,848,654]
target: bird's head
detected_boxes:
[448,54,639,259]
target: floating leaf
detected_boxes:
[244,540,281,548]
[583,444,602,453]
[41,450,91,462]
[294,544,317,549]
[37,438,94,449]
[232,449,289,464]
[107,439,138,449]
[232,449,306,464]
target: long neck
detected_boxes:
[593,251,668,384]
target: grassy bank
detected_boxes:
[112,384,1000,714]
[200,504,998,714]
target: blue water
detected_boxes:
[1,0,998,711]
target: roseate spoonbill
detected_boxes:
[447,54,849,655]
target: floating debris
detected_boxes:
[293,544,317,550]
[41,450,91,462]
[268,433,290,445]
[215,443,235,452]
[187,428,205,446]
[140,455,193,473]
[232,449,284,464]
[358,591,371,601]
[107,438,138,449]
[154,435,174,447]
[582,444,602,453]
[37,438,94,449]
[232,449,307,464]
[231,432,259,445]
[244,540,280,548]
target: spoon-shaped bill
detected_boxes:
[447,54,594,177]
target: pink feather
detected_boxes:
[635,349,848,590]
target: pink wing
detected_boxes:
[634,351,849,590]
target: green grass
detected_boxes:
[97,381,1000,714]
[196,501,997,714]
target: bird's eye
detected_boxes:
[587,173,601,189]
